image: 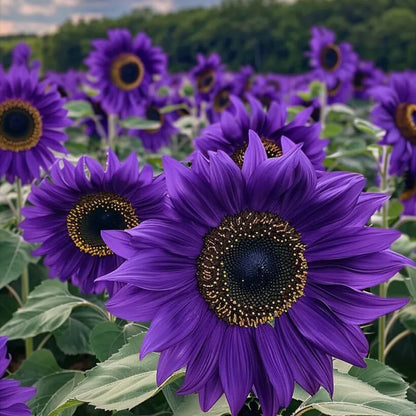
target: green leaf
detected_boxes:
[310,80,324,98]
[353,118,385,138]
[401,304,416,333]
[327,104,355,117]
[89,321,125,362]
[29,371,84,416]
[0,229,38,290]
[11,349,61,387]
[159,104,189,114]
[54,307,106,355]
[294,370,416,416]
[321,123,343,138]
[348,358,409,399]
[388,200,404,220]
[0,280,94,340]
[68,333,160,411]
[392,234,416,258]
[0,293,18,326]
[118,117,161,130]
[163,379,230,416]
[64,100,94,118]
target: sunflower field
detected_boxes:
[0,21,416,416]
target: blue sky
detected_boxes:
[0,0,222,35]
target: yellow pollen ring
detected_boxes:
[197,69,216,93]
[395,103,416,145]
[231,138,283,168]
[66,192,139,257]
[0,99,42,152]
[213,89,231,113]
[110,53,145,91]
[196,210,308,328]
[320,43,342,72]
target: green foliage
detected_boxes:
[1,0,416,73]
[0,280,106,340]
[0,229,38,290]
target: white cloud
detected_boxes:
[70,12,103,24]
[134,0,174,13]
[53,0,82,6]
[0,20,15,36]
[19,3,56,16]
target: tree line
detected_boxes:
[1,0,416,74]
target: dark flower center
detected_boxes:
[267,80,281,92]
[395,103,416,144]
[197,69,216,93]
[301,99,321,122]
[327,79,342,97]
[353,71,366,90]
[197,210,307,327]
[400,172,416,201]
[231,138,283,168]
[320,44,341,72]
[111,53,144,91]
[0,99,42,152]
[144,107,164,133]
[67,192,139,257]
[213,89,231,113]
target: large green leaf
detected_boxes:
[11,350,61,386]
[348,358,409,399]
[294,370,416,416]
[64,100,94,118]
[0,229,38,289]
[66,333,161,411]
[54,307,106,355]
[89,321,125,362]
[118,116,161,130]
[163,379,230,416]
[0,280,98,339]
[29,371,84,416]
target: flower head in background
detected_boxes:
[307,26,357,87]
[233,65,254,99]
[371,73,416,176]
[21,150,166,294]
[206,79,237,124]
[130,95,179,153]
[353,60,385,100]
[249,75,281,109]
[0,67,70,184]
[195,95,328,170]
[85,29,167,118]
[99,133,409,416]
[45,70,86,99]
[327,77,353,104]
[0,337,36,415]
[191,53,225,102]
[11,42,41,73]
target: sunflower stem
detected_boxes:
[378,145,390,363]
[319,82,327,130]
[107,113,117,151]
[16,178,33,358]
[385,329,412,357]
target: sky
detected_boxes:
[0,0,222,36]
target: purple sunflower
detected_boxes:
[11,42,41,73]
[0,337,36,415]
[20,150,166,294]
[206,79,237,124]
[191,53,225,102]
[233,65,254,99]
[85,29,167,118]
[327,78,353,104]
[0,66,70,185]
[99,132,409,415]
[249,75,281,109]
[194,95,328,170]
[45,70,86,99]
[371,73,416,176]
[130,95,178,153]
[353,60,385,100]
[307,26,357,87]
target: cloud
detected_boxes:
[19,3,56,16]
[133,0,174,13]
[53,0,82,6]
[70,12,103,23]
[0,20,15,36]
